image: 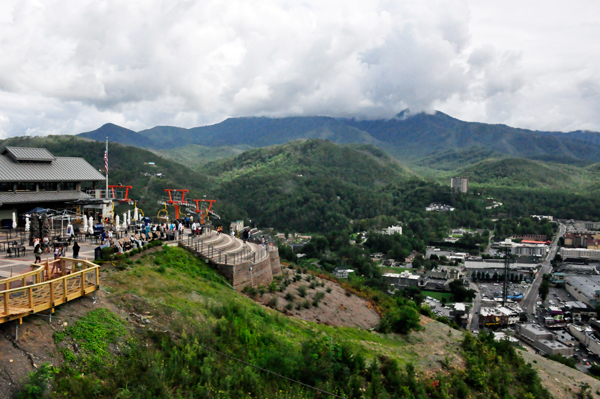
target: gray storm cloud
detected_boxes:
[0,0,599,137]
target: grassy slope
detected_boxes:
[36,246,556,398]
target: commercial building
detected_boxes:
[564,275,600,306]
[569,324,600,357]
[534,340,574,357]
[479,307,519,329]
[451,177,468,194]
[383,271,421,288]
[518,324,553,343]
[0,146,106,221]
[561,248,600,260]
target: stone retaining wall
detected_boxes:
[186,244,282,291]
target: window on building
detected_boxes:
[61,182,77,191]
[0,183,14,192]
[16,182,36,192]
[39,182,57,191]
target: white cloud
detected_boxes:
[0,0,599,137]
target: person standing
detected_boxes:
[34,243,42,264]
[72,241,80,259]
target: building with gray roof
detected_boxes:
[0,147,105,221]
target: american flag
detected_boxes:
[104,150,108,173]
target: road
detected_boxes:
[469,282,481,331]
[521,223,566,319]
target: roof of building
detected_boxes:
[0,190,92,205]
[0,148,105,183]
[2,147,55,162]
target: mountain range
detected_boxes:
[79,110,600,165]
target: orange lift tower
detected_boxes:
[108,185,133,204]
[162,189,191,219]
[191,198,220,225]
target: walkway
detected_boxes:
[0,257,100,324]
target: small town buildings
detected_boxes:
[334,267,354,279]
[384,225,403,235]
[425,203,455,212]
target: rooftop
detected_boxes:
[2,147,55,162]
[0,147,105,183]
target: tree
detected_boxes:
[539,279,550,302]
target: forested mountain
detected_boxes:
[78,110,600,164]
[79,123,160,148]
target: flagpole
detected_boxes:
[105,137,108,199]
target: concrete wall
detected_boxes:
[187,243,282,291]
[269,247,282,276]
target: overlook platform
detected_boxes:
[184,231,281,291]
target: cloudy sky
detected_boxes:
[0,0,599,138]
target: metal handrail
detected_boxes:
[185,234,267,265]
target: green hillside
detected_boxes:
[22,245,552,398]
[156,144,254,169]
[201,139,419,231]
[456,157,595,191]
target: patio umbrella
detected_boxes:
[115,215,120,231]
[122,212,127,229]
[41,213,50,239]
[128,210,131,225]
[12,212,16,229]
[83,215,88,233]
[88,217,94,235]
[25,215,30,232]
[134,207,138,221]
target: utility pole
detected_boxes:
[499,239,512,306]
[105,137,109,199]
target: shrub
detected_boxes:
[268,282,278,293]
[285,302,294,311]
[325,286,332,293]
[297,285,308,298]
[309,282,317,289]
[101,247,115,261]
[285,292,295,302]
[267,296,278,309]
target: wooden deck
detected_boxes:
[0,258,100,324]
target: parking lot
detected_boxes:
[542,286,575,308]
[423,297,451,318]
[473,281,528,304]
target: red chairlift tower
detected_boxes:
[160,189,191,219]
[107,185,133,204]
[191,198,219,225]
